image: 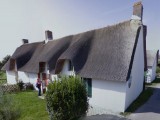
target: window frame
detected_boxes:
[39,62,46,72]
[84,78,92,98]
[68,60,73,71]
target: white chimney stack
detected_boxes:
[45,30,53,44]
[131,2,143,21]
[22,39,29,44]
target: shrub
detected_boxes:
[156,66,160,73]
[24,83,34,91]
[46,76,88,120]
[17,80,24,91]
[0,86,20,120]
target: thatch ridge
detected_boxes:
[147,50,159,67]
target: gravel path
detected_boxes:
[81,114,130,120]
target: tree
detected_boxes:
[0,55,11,70]
[46,76,88,120]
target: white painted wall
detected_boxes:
[6,71,17,84]
[6,61,18,84]
[125,26,144,110]
[89,79,126,113]
[146,68,152,83]
[61,60,70,75]
[51,74,58,81]
[61,60,75,76]
[18,71,37,84]
[151,58,157,82]
[18,71,38,89]
[146,59,157,83]
[28,72,38,89]
[18,71,29,83]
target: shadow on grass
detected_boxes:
[132,87,160,114]
[145,77,160,87]
[152,77,160,83]
[120,87,154,116]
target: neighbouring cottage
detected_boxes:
[146,50,159,83]
[2,2,147,112]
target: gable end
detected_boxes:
[126,27,141,81]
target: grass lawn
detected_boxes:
[12,91,49,120]
[151,77,160,83]
[0,71,6,79]
[0,71,7,85]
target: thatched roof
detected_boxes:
[147,50,159,67]
[2,19,144,82]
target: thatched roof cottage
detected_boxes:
[146,50,159,83]
[2,2,147,113]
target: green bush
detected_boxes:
[0,71,6,80]
[156,66,160,73]
[17,80,24,91]
[46,76,88,120]
[24,83,34,91]
[0,87,20,120]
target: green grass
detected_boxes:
[120,88,154,116]
[0,71,7,84]
[124,77,160,116]
[152,77,160,83]
[0,71,6,79]
[156,66,160,73]
[145,77,160,87]
[11,91,49,120]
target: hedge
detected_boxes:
[46,76,88,120]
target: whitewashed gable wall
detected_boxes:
[125,26,144,110]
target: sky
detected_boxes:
[0,0,159,60]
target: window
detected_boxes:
[38,73,40,78]
[9,58,16,70]
[39,62,46,72]
[68,60,73,71]
[42,73,47,80]
[84,78,92,97]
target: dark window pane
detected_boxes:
[83,78,92,98]
[39,62,45,72]
[88,79,92,97]
[68,60,73,71]
[42,73,47,80]
[9,58,16,70]
[38,73,40,78]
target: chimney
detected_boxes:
[45,30,53,44]
[131,1,143,21]
[22,39,29,44]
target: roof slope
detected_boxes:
[147,50,158,67]
[2,19,142,82]
[56,20,142,81]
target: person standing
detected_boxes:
[36,78,42,96]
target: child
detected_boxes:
[36,78,42,96]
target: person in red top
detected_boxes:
[36,78,42,96]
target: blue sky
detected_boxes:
[0,0,159,60]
